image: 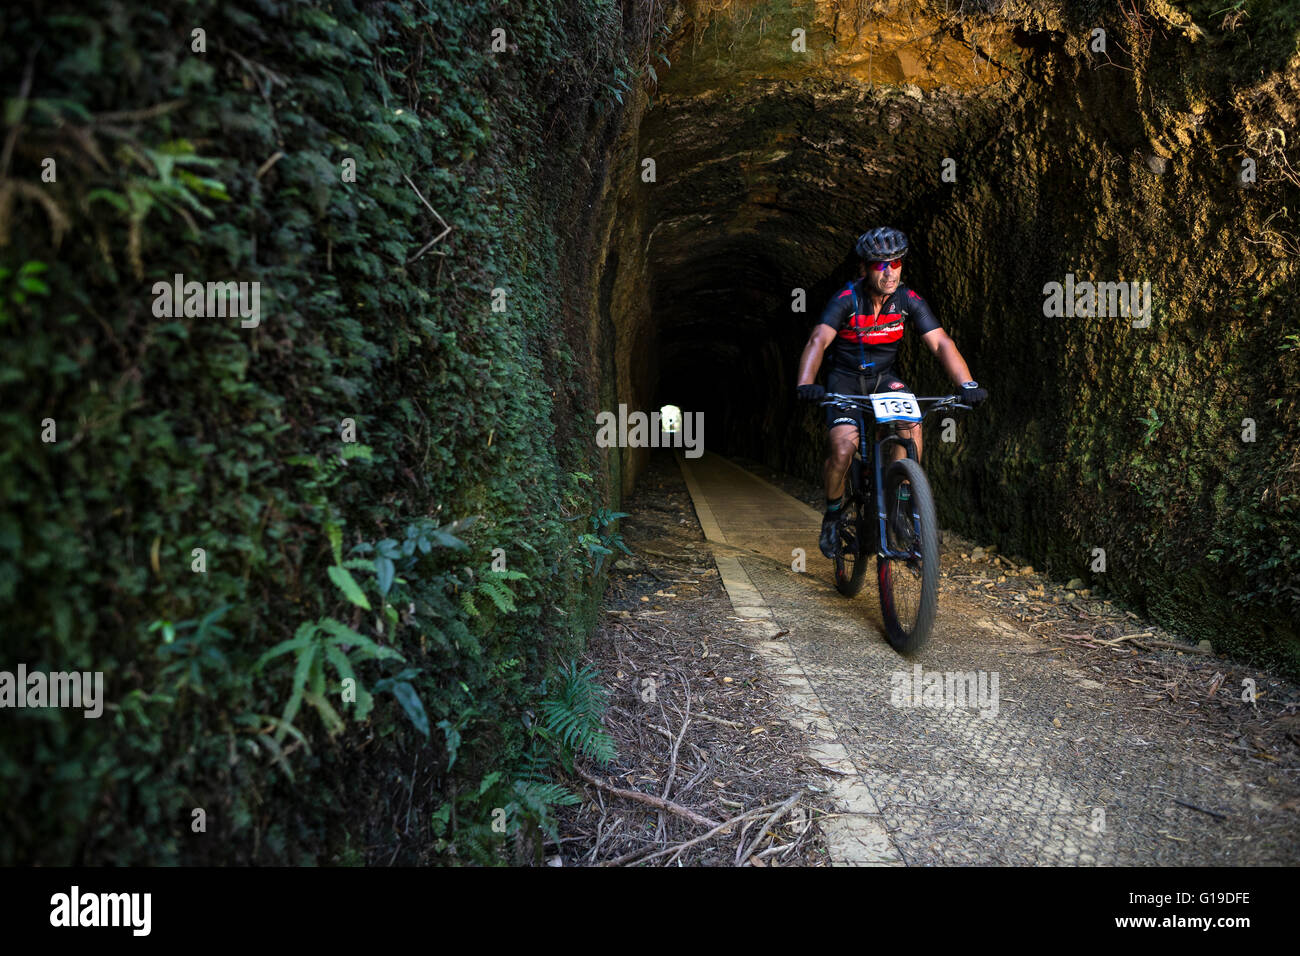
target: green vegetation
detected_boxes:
[0,0,659,864]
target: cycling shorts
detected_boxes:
[824,367,909,431]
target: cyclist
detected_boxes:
[794,227,988,559]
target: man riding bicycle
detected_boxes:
[794,227,988,559]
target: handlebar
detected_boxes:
[819,392,972,422]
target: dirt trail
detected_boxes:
[665,448,1300,865]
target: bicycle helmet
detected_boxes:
[855,226,909,262]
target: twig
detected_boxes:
[737,790,803,865]
[1173,798,1228,821]
[601,840,662,867]
[608,799,789,867]
[226,49,287,146]
[573,764,720,829]
[695,712,744,729]
[255,151,285,180]
[589,816,621,862]
[541,835,588,847]
[704,634,760,651]
[92,100,187,124]
[0,44,40,178]
[1099,634,1213,654]
[404,753,419,834]
[402,172,452,262]
[661,674,691,803]
[676,759,713,800]
[636,547,698,563]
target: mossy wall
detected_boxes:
[917,2,1300,676]
[0,0,660,864]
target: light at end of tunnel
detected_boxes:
[659,404,682,433]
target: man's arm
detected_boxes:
[797,325,838,386]
[921,327,975,386]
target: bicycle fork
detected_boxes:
[867,421,920,560]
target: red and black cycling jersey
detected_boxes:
[816,280,942,374]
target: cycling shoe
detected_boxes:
[819,512,840,558]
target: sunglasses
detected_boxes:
[869,259,903,272]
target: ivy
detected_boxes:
[0,0,663,864]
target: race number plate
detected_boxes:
[870,391,921,423]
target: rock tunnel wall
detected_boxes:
[593,0,1300,675]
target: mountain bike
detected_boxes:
[819,391,973,654]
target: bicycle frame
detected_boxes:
[822,392,970,561]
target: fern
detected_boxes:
[513,780,581,813]
[436,662,616,861]
[507,779,581,844]
[515,738,554,783]
[256,614,404,744]
[453,824,500,866]
[478,579,516,613]
[538,660,617,767]
[461,568,528,617]
[488,657,521,682]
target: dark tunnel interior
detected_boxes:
[633,79,999,473]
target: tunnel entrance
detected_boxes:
[591,0,1300,669]
[612,4,1016,479]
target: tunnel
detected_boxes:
[589,0,1299,669]
[2,0,1298,868]
[606,1,1053,492]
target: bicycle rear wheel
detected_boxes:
[876,457,939,653]
[833,459,870,597]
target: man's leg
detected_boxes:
[820,422,860,557]
[883,422,922,464]
[876,372,921,465]
[824,424,859,500]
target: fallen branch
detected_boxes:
[635,547,698,564]
[737,790,803,865]
[574,765,720,829]
[1098,634,1213,655]
[695,712,744,729]
[1144,638,1214,655]
[606,798,790,867]
[755,841,797,860]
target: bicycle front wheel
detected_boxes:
[876,457,940,653]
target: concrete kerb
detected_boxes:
[675,451,905,866]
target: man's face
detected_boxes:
[864,259,902,296]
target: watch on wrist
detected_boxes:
[961,381,978,388]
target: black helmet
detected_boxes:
[855,226,908,262]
